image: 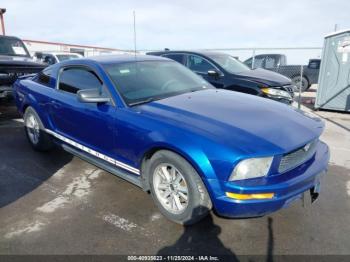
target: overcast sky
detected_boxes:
[2,0,350,50]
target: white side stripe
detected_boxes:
[45,129,140,175]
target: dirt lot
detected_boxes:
[0,92,350,257]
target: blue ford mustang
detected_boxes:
[14,55,329,225]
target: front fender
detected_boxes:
[136,126,236,199]
[139,140,224,198]
[139,139,217,180]
[225,78,261,95]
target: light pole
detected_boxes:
[0,8,6,35]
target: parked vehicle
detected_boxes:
[147,51,295,104]
[34,52,83,65]
[244,54,321,91]
[0,35,46,100]
[14,55,329,225]
[244,54,287,69]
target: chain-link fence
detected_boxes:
[141,47,323,108]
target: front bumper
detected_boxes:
[210,141,329,218]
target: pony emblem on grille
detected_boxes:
[303,143,311,152]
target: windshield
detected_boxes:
[56,54,80,62]
[208,54,250,74]
[0,37,30,57]
[105,60,214,105]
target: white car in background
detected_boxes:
[34,52,83,65]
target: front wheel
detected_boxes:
[149,150,212,225]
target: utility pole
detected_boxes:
[133,10,137,56]
[334,23,338,32]
[0,8,6,35]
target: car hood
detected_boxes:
[0,55,45,67]
[138,89,323,155]
[234,68,291,87]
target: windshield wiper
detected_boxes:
[129,97,156,106]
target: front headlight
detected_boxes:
[229,157,273,181]
[261,88,292,99]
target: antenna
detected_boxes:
[133,10,137,57]
[334,23,338,32]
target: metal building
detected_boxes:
[23,39,128,57]
[315,29,350,111]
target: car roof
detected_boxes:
[147,50,228,57]
[42,52,82,56]
[82,54,170,65]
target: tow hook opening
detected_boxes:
[310,187,319,203]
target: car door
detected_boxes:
[49,65,116,156]
[186,54,224,88]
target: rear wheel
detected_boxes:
[24,107,54,151]
[292,76,309,92]
[148,150,212,225]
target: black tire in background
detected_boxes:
[24,106,54,151]
[292,75,310,92]
[148,150,212,225]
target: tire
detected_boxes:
[148,150,212,225]
[24,107,54,151]
[292,76,309,92]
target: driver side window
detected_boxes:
[58,67,103,94]
[187,55,216,73]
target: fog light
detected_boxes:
[226,192,274,200]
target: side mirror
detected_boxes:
[77,88,111,104]
[207,70,220,77]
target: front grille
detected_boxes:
[278,139,318,173]
[282,85,295,97]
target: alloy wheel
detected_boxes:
[26,113,40,145]
[153,163,189,214]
